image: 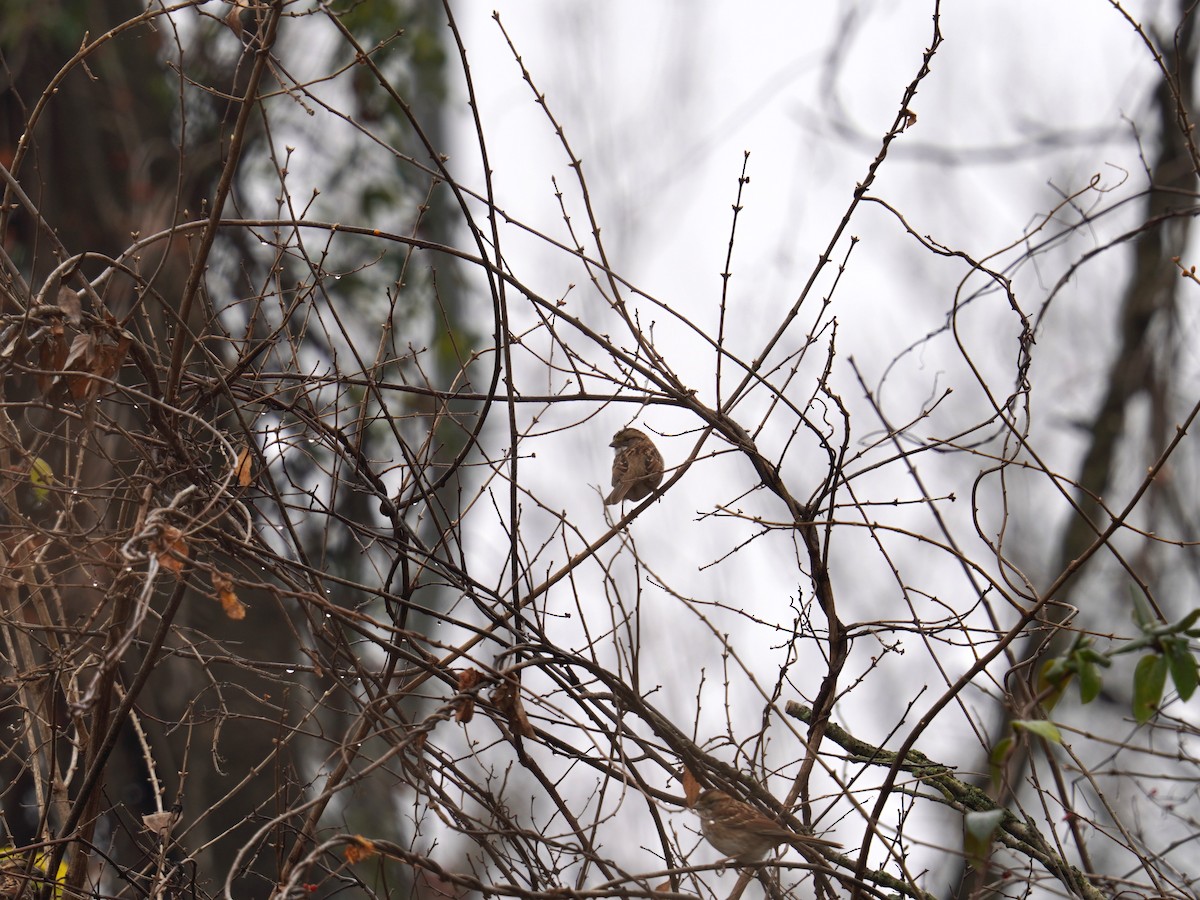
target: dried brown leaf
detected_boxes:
[63,328,131,400]
[681,768,701,808]
[142,808,180,838]
[235,446,254,487]
[153,525,188,575]
[225,0,249,35]
[94,332,131,380]
[56,285,82,325]
[455,668,483,723]
[211,569,246,620]
[490,675,535,739]
[61,331,93,370]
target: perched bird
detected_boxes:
[0,854,47,899]
[605,427,664,505]
[694,788,841,862]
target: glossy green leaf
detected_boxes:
[1133,653,1168,723]
[1012,719,1062,744]
[1164,638,1198,702]
[1078,658,1103,704]
[1037,658,1069,711]
[1078,647,1112,668]
[1039,657,1069,685]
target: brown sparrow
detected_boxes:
[694,788,841,862]
[605,427,664,505]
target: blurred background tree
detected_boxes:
[0,1,474,896]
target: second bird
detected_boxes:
[694,789,842,862]
[605,427,664,505]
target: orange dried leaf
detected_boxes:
[153,525,188,574]
[235,446,254,487]
[219,593,246,620]
[681,768,701,807]
[211,570,246,620]
[344,836,376,865]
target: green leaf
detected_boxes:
[1130,588,1155,631]
[963,809,1005,869]
[1178,608,1200,633]
[988,737,1013,793]
[1037,658,1070,711]
[1133,653,1168,723]
[1012,719,1062,744]
[1039,657,1068,684]
[1078,658,1103,704]
[1078,647,1112,668]
[29,455,54,505]
[1164,637,1198,702]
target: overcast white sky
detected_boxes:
[444,4,1160,656]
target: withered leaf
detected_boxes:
[62,332,95,376]
[94,332,132,380]
[235,446,254,487]
[343,836,376,865]
[225,0,249,35]
[152,525,189,575]
[455,668,483,723]
[64,328,131,400]
[211,569,246,620]
[142,808,180,839]
[490,675,535,739]
[56,285,82,325]
[681,768,701,808]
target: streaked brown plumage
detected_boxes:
[694,788,841,861]
[0,859,38,899]
[605,427,664,505]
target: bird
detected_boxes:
[693,788,841,862]
[0,855,43,899]
[604,427,664,505]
